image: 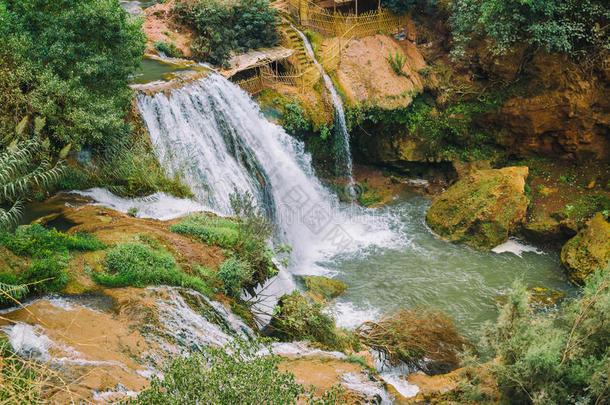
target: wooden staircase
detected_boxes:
[279,23,320,83]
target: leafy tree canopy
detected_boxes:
[0,0,146,149]
[174,0,280,67]
[449,0,610,57]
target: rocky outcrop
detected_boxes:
[483,52,610,161]
[298,275,347,301]
[426,166,530,250]
[561,213,610,284]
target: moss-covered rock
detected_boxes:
[298,275,347,301]
[561,213,610,285]
[426,166,530,250]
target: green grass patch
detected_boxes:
[170,215,240,248]
[94,242,213,296]
[0,225,103,302]
[0,224,104,258]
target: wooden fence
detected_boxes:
[285,0,408,37]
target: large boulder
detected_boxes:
[561,213,610,285]
[297,275,347,301]
[426,166,530,250]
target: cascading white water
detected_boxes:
[291,25,355,188]
[136,73,400,278]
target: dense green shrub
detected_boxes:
[0,0,145,150]
[450,0,610,58]
[461,269,610,404]
[281,102,311,136]
[132,339,343,404]
[270,291,352,351]
[97,136,191,198]
[94,242,213,296]
[170,215,240,248]
[382,0,437,14]
[174,0,280,67]
[154,40,182,58]
[217,258,253,298]
[229,191,277,292]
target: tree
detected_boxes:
[449,0,610,57]
[0,0,146,149]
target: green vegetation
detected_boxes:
[96,136,191,198]
[270,291,358,351]
[358,308,467,374]
[565,194,610,220]
[171,215,240,249]
[0,135,66,230]
[132,339,344,404]
[387,49,408,76]
[0,225,103,303]
[94,242,213,296]
[457,271,610,404]
[450,0,610,58]
[217,257,252,298]
[347,93,501,160]
[0,0,145,150]
[356,182,383,207]
[174,0,280,67]
[382,0,436,15]
[282,102,312,137]
[154,40,182,58]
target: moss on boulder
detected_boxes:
[298,275,347,301]
[561,213,610,285]
[426,166,530,250]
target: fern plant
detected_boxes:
[388,50,408,76]
[0,281,29,305]
[0,117,68,231]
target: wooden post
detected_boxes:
[355,0,358,16]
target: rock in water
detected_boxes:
[561,213,610,285]
[426,166,530,250]
[298,275,347,301]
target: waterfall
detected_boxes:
[291,26,355,189]
[136,73,399,277]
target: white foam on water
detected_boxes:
[492,238,543,257]
[330,301,382,330]
[379,372,420,399]
[271,341,347,359]
[4,323,53,362]
[341,372,392,404]
[71,188,214,220]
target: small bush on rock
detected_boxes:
[357,307,468,374]
[270,291,355,351]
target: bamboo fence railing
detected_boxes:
[285,0,408,37]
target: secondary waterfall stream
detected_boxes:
[291,25,355,188]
